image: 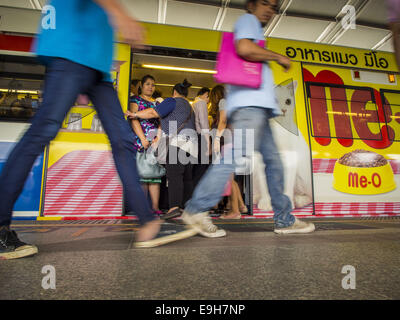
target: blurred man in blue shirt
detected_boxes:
[0,0,184,259]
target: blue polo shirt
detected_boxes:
[225,13,279,117]
[33,0,114,80]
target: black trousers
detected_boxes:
[165,146,194,209]
[193,134,210,187]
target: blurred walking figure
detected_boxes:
[181,0,315,237]
[0,0,192,259]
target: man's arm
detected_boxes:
[235,39,291,71]
[93,0,145,48]
[126,98,176,120]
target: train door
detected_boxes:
[302,63,400,216]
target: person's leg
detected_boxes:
[258,114,295,228]
[230,180,240,213]
[165,162,185,209]
[148,183,160,211]
[141,182,150,208]
[162,150,185,219]
[258,110,314,233]
[184,150,234,215]
[193,135,209,187]
[0,59,97,227]
[86,81,156,228]
[0,59,98,259]
[235,178,248,213]
[221,179,242,219]
[183,163,194,205]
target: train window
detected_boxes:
[0,55,45,122]
[66,113,83,131]
[306,83,383,141]
[91,114,104,132]
[380,90,400,142]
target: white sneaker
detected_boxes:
[182,211,226,238]
[274,218,315,234]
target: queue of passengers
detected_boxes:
[127,75,247,220]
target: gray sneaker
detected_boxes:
[182,211,226,238]
[274,218,315,234]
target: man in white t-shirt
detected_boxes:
[182,0,315,236]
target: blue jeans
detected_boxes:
[0,58,155,226]
[185,107,295,228]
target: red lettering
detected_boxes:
[372,173,381,188]
[330,87,353,147]
[360,176,368,188]
[348,172,358,188]
[351,89,393,149]
[382,92,399,139]
[303,68,346,147]
[303,68,398,149]
[309,85,331,146]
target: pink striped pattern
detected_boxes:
[43,150,123,216]
[253,202,400,217]
[312,159,400,174]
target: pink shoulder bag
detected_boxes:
[214,32,265,89]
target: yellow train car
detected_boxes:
[1,22,399,220]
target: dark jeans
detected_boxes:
[0,58,155,226]
[165,146,194,209]
[185,107,295,228]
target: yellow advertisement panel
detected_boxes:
[300,63,400,212]
[267,37,398,73]
[255,49,399,215]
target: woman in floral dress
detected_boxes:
[129,75,162,214]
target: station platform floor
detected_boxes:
[1,216,399,300]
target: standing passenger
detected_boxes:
[210,85,247,220]
[130,79,141,98]
[129,75,162,215]
[181,0,315,237]
[192,87,211,187]
[126,80,197,220]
